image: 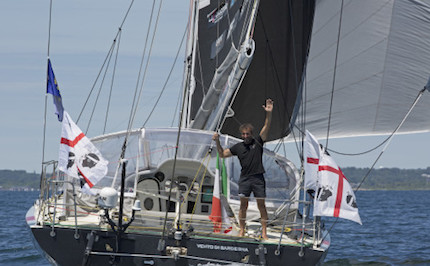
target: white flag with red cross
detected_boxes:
[304,130,322,191]
[58,111,108,194]
[313,153,362,225]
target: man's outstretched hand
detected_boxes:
[262,98,273,112]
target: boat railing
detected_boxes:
[38,160,80,239]
[133,186,321,245]
[36,163,324,247]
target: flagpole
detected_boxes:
[299,166,306,257]
[42,0,53,168]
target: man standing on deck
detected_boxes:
[212,98,273,240]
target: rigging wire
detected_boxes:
[238,0,253,48]
[128,0,163,132]
[326,135,391,156]
[77,40,116,124]
[300,4,315,160]
[324,0,344,148]
[141,25,187,128]
[109,0,163,210]
[273,0,315,161]
[312,0,345,245]
[159,46,191,246]
[287,0,302,150]
[217,0,310,162]
[257,13,287,132]
[196,38,206,98]
[354,87,428,190]
[224,0,237,51]
[104,31,122,134]
[215,67,246,132]
[209,1,257,132]
[171,84,183,127]
[126,0,157,133]
[115,0,162,189]
[256,3,302,157]
[85,39,117,134]
[77,0,136,124]
[320,87,428,243]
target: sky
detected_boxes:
[1,0,430,173]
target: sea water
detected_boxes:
[1,190,429,265]
[324,190,430,265]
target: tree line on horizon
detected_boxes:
[0,167,430,190]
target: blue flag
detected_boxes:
[47,59,64,121]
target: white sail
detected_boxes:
[299,0,430,139]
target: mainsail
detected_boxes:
[188,0,316,141]
[222,0,315,141]
[299,0,430,140]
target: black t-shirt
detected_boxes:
[230,135,265,177]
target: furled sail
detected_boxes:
[188,0,316,142]
[298,0,430,140]
[188,0,255,130]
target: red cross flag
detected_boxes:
[313,153,362,225]
[58,111,108,194]
[304,130,321,191]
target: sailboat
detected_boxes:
[26,0,430,265]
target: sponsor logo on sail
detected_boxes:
[207,3,228,26]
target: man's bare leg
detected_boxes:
[256,198,268,240]
[239,197,249,237]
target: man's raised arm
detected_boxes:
[260,98,273,141]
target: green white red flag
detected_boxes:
[209,153,232,234]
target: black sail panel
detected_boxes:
[190,0,251,121]
[221,0,315,141]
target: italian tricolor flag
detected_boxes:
[209,153,232,234]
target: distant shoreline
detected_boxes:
[1,167,430,191]
[355,188,430,191]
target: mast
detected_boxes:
[182,0,199,128]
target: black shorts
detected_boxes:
[238,173,266,198]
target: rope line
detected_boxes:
[129,0,164,132]
[126,0,157,133]
[324,0,344,148]
[142,24,187,127]
[104,31,122,134]
[77,0,136,124]
[320,87,428,243]
[85,39,116,134]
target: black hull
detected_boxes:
[31,226,326,265]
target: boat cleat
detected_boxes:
[166,246,187,260]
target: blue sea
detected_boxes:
[1,190,429,265]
